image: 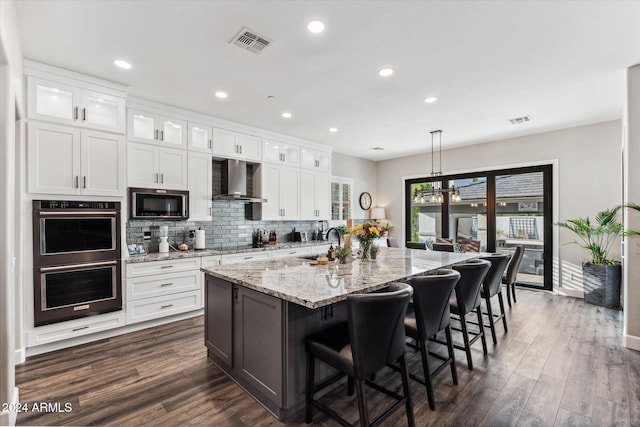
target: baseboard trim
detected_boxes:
[15,347,26,365]
[556,287,583,298]
[623,334,640,351]
[0,387,20,426]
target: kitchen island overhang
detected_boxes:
[201,247,478,420]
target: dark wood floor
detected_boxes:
[16,288,640,426]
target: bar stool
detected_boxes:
[305,283,415,427]
[404,269,460,410]
[503,245,524,307]
[449,259,491,370]
[479,253,511,344]
[406,242,427,250]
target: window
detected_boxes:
[331,176,353,221]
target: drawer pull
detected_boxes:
[161,304,174,309]
[72,326,89,332]
[160,282,173,287]
[244,256,253,260]
[160,265,173,269]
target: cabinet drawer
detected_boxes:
[270,247,310,259]
[127,270,201,301]
[27,311,125,347]
[126,290,202,324]
[126,257,199,277]
[201,255,221,269]
[221,252,271,264]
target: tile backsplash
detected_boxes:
[126,200,327,252]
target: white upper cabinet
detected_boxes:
[300,171,331,220]
[127,142,187,190]
[212,127,261,162]
[262,138,300,167]
[188,122,213,153]
[28,121,124,196]
[128,108,187,147]
[261,164,300,220]
[27,77,126,133]
[188,152,213,221]
[300,147,331,172]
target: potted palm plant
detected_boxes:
[556,207,622,308]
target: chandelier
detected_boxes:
[413,130,461,204]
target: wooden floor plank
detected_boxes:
[14,289,638,427]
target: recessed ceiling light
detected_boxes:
[378,68,394,77]
[307,20,325,34]
[214,91,228,99]
[329,127,338,133]
[424,97,438,103]
[281,112,292,119]
[113,59,132,70]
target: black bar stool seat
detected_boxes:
[305,283,415,427]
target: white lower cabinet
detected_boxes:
[27,311,125,347]
[269,247,310,259]
[220,252,271,264]
[125,258,202,325]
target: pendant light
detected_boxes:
[413,130,461,203]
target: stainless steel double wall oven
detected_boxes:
[32,200,122,326]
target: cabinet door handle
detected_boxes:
[209,207,212,216]
[82,107,86,122]
[243,256,253,260]
[160,173,164,184]
[160,130,164,141]
[239,145,243,154]
[75,176,79,188]
[155,129,159,140]
[161,304,173,309]
[234,144,238,153]
[74,106,79,120]
[155,173,159,183]
[234,287,239,304]
[160,265,173,269]
[209,139,212,149]
[83,176,87,189]
[72,326,89,332]
[282,153,285,162]
[160,282,173,287]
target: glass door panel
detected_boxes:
[132,113,156,140]
[86,94,119,128]
[449,177,487,251]
[36,84,74,120]
[409,182,442,243]
[494,171,545,288]
[163,120,184,145]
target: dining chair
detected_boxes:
[404,269,460,410]
[406,242,427,250]
[305,283,415,427]
[387,236,399,247]
[503,245,524,307]
[432,243,454,252]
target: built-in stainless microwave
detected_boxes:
[129,188,189,220]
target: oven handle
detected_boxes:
[40,260,118,272]
[38,211,118,216]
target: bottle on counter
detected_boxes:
[327,243,335,261]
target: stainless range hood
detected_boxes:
[213,159,266,203]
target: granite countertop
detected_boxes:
[201,247,478,309]
[125,240,332,263]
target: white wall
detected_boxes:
[331,152,377,220]
[0,0,23,425]
[377,120,623,295]
[624,65,640,350]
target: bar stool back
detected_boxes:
[479,253,511,344]
[502,245,524,307]
[450,259,491,370]
[305,283,415,427]
[405,269,460,410]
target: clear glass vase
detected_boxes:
[360,240,372,261]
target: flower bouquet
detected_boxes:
[350,222,382,261]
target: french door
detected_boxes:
[405,165,553,291]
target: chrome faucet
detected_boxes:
[325,227,341,247]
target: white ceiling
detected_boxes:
[14,0,640,161]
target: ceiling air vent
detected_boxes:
[231,27,272,54]
[509,115,531,125]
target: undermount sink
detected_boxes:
[298,254,325,261]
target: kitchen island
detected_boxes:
[201,247,477,419]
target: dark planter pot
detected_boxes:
[582,263,622,308]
